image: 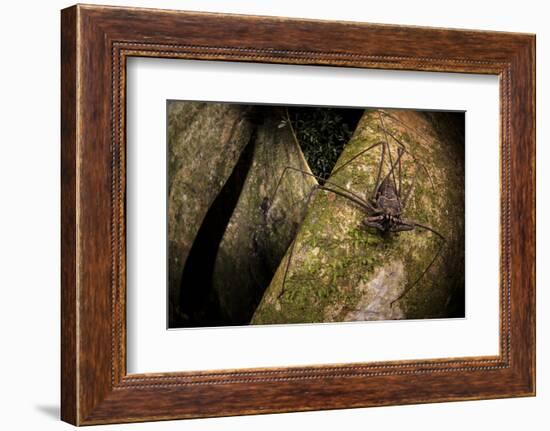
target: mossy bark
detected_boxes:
[252,109,465,324]
[168,101,255,325]
[212,107,317,323]
[168,103,317,326]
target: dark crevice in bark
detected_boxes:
[179,127,257,327]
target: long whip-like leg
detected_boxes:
[377,115,435,210]
[277,185,321,300]
[277,183,384,300]
[390,222,446,307]
[372,140,386,198]
[330,141,385,178]
[268,165,322,215]
[398,148,403,198]
[267,166,376,214]
[378,109,435,147]
[401,162,418,209]
[378,112,400,196]
[374,146,406,199]
[380,124,435,192]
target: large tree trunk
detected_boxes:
[212,107,317,324]
[168,101,255,326]
[252,109,465,324]
[168,103,316,326]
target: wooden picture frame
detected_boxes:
[61,4,535,425]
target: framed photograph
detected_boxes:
[61,4,535,425]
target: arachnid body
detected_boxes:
[264,111,446,308]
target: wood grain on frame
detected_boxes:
[61,4,535,425]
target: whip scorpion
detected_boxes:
[263,111,446,307]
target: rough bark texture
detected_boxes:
[252,109,465,324]
[168,103,316,326]
[168,101,255,325]
[212,107,317,323]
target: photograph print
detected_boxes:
[167,101,465,328]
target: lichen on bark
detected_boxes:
[252,109,465,324]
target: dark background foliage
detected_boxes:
[287,107,363,179]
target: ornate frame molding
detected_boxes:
[61,5,534,425]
